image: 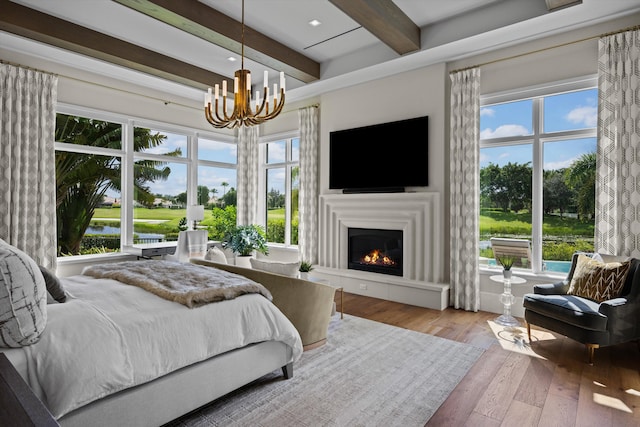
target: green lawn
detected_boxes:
[480,208,594,261]
[480,208,594,238]
[93,207,186,220]
[92,207,186,234]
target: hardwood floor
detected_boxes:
[338,292,640,427]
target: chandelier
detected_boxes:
[204,0,285,129]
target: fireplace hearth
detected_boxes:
[348,228,402,276]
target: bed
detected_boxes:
[0,247,303,427]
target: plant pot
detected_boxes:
[299,271,309,280]
[235,255,253,268]
[502,269,512,280]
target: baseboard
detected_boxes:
[311,267,449,311]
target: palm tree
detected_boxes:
[55,114,179,255]
[221,181,229,197]
[565,152,596,220]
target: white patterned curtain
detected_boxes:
[298,106,319,264]
[595,29,640,257]
[236,125,259,225]
[0,63,58,269]
[449,67,481,311]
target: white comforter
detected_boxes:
[10,274,303,419]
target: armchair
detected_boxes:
[523,252,640,364]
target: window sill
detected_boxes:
[479,265,565,283]
[57,251,134,266]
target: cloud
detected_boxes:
[566,106,597,127]
[480,107,495,117]
[481,124,529,139]
[544,158,576,170]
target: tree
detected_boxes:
[267,188,285,209]
[209,205,237,240]
[55,114,180,255]
[221,181,229,197]
[480,162,532,212]
[502,162,532,212]
[221,187,237,207]
[197,185,210,205]
[565,152,596,220]
[543,169,573,216]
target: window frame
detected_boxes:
[259,131,300,247]
[480,75,598,274]
[55,103,236,257]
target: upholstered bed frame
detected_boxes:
[53,260,335,426]
[59,341,293,427]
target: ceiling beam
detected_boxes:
[329,0,420,55]
[113,0,320,84]
[0,0,227,91]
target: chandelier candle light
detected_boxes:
[204,0,285,129]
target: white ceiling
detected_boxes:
[3,0,640,103]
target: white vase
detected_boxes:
[235,255,253,268]
[299,271,309,280]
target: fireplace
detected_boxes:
[348,228,402,276]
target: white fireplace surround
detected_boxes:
[313,192,449,310]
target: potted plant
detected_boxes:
[222,224,268,267]
[298,261,314,280]
[496,254,515,279]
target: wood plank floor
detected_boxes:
[338,292,640,427]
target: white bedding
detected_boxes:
[4,274,303,419]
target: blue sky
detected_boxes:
[480,88,597,170]
[141,132,237,199]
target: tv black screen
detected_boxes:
[329,116,428,192]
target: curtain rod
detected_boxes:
[1,58,203,111]
[0,59,58,77]
[449,23,640,75]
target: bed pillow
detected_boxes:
[39,265,67,303]
[204,246,228,264]
[567,254,631,302]
[250,258,300,278]
[0,239,47,347]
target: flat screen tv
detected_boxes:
[329,116,428,193]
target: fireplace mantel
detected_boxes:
[314,192,449,310]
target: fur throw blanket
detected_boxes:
[82,260,272,308]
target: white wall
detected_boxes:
[319,63,447,197]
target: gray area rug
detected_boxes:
[168,315,484,427]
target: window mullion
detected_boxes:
[531,98,544,273]
[122,120,135,247]
[284,140,292,245]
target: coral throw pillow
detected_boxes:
[567,254,631,302]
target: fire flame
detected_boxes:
[362,249,396,266]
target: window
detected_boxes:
[480,79,597,273]
[261,136,300,245]
[197,137,237,240]
[132,127,189,243]
[54,104,236,256]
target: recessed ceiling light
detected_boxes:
[309,19,321,27]
[227,56,237,62]
[545,0,582,11]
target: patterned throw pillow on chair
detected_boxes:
[567,254,631,302]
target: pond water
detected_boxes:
[486,259,571,274]
[85,225,164,240]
